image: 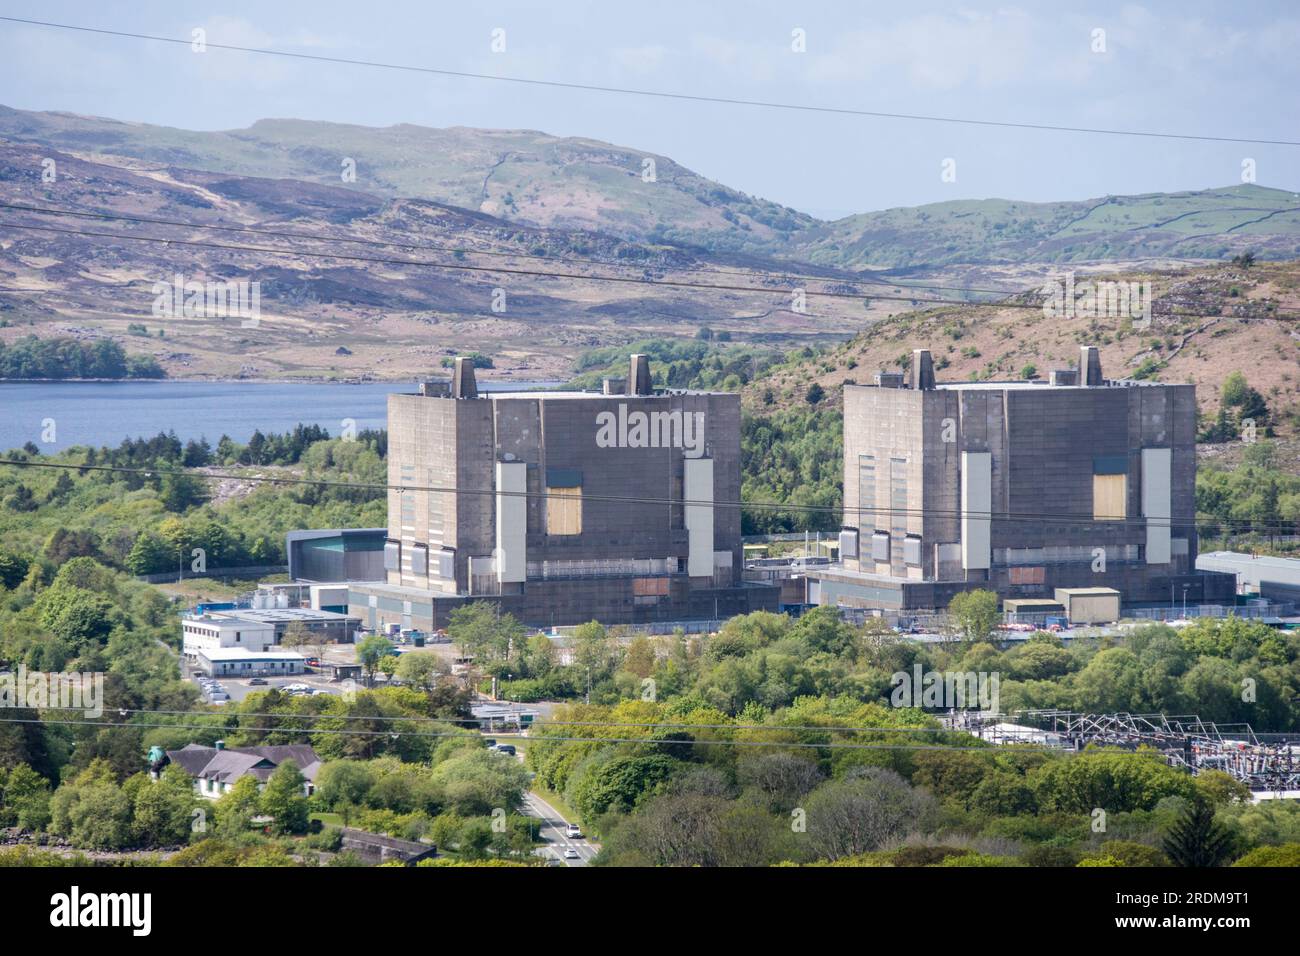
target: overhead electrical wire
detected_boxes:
[0,217,1071,309]
[1,16,1297,147]
[22,705,992,736]
[2,215,1283,322]
[0,200,1028,301]
[0,456,1292,534]
[0,714,1049,753]
[26,706,1299,741]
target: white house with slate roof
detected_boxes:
[163,742,320,799]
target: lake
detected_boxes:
[0,380,554,451]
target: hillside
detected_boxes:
[0,139,880,380]
[748,259,1300,431]
[790,186,1300,269]
[0,105,813,256]
[3,105,1299,269]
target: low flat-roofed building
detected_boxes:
[1196,551,1300,604]
[1055,587,1122,624]
[209,607,362,645]
[1003,598,1066,614]
[195,647,306,678]
[182,613,276,663]
[321,661,364,682]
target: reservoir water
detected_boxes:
[0,380,552,451]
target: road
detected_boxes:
[520,789,600,867]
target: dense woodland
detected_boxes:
[0,336,164,380]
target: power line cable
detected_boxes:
[0,456,1291,533]
[2,16,1296,147]
[0,217,1061,309]
[30,705,986,736]
[0,714,1034,752]
[0,200,1027,301]
[3,217,1281,321]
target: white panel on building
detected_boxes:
[961,451,992,571]
[838,528,859,560]
[684,457,714,578]
[1142,447,1172,565]
[870,531,890,562]
[495,460,527,583]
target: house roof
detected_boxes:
[165,743,321,784]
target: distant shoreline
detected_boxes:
[0,375,563,386]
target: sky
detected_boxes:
[1,1,1297,219]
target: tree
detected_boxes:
[281,621,313,654]
[1031,751,1194,814]
[357,635,395,687]
[1232,843,1300,867]
[33,584,117,648]
[448,602,524,663]
[1162,799,1235,867]
[429,750,529,816]
[46,470,75,503]
[805,383,825,405]
[132,766,199,847]
[214,775,261,835]
[395,651,449,694]
[602,793,730,866]
[42,527,101,564]
[160,472,208,512]
[569,754,677,821]
[736,752,824,812]
[260,762,310,834]
[572,621,617,695]
[0,548,28,590]
[1081,840,1169,867]
[0,763,52,831]
[4,484,37,512]
[314,760,376,810]
[48,761,136,850]
[126,532,172,576]
[946,589,1000,644]
[803,768,935,861]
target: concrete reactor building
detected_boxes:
[348,355,779,629]
[809,346,1235,613]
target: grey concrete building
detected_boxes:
[349,355,778,629]
[1196,551,1300,604]
[809,346,1235,612]
[286,528,386,582]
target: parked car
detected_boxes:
[245,678,267,686]
[496,744,516,756]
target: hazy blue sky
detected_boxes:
[2,1,1297,218]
